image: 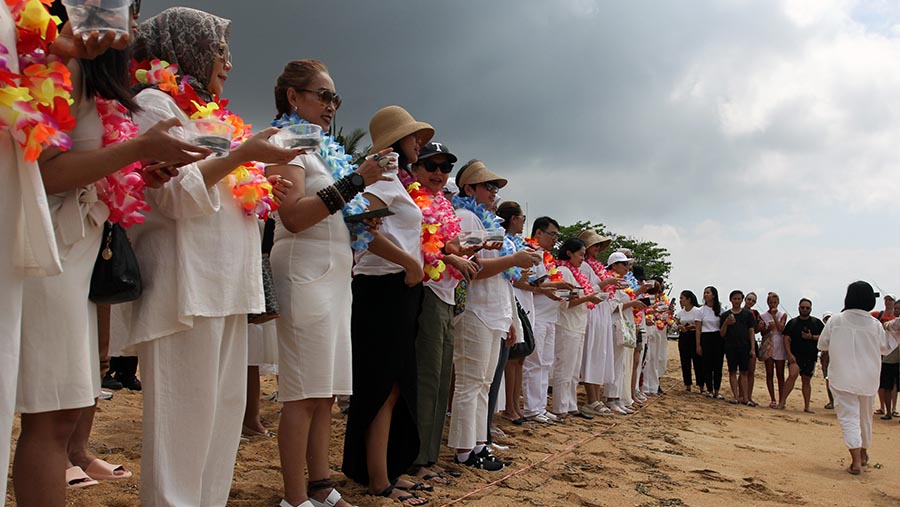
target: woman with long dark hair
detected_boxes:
[820,281,897,475]
[676,290,702,392]
[696,286,724,398]
[14,4,212,504]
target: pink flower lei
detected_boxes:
[95,97,148,227]
[407,180,462,281]
[558,260,596,309]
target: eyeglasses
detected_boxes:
[298,88,342,110]
[799,306,811,310]
[479,181,500,193]
[540,229,559,239]
[417,159,453,174]
[213,43,231,65]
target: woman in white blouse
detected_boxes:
[695,286,724,399]
[111,9,297,506]
[675,290,703,392]
[818,281,897,475]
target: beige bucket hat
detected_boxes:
[577,229,612,252]
[368,105,434,154]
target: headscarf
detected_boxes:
[132,7,231,101]
[843,281,876,312]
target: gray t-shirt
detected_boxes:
[883,345,900,364]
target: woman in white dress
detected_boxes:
[604,252,647,415]
[111,8,297,506]
[266,59,391,507]
[14,28,209,505]
[577,229,623,416]
[819,281,897,475]
[759,292,788,408]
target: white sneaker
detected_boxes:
[99,390,113,401]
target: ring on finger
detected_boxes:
[378,158,390,168]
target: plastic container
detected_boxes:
[62,0,132,35]
[271,123,323,151]
[183,119,235,158]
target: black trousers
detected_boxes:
[486,341,510,445]
[700,331,724,393]
[678,332,703,387]
[109,356,138,378]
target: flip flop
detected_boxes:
[84,458,133,481]
[66,466,99,489]
[420,471,452,485]
[768,401,778,408]
[847,467,861,476]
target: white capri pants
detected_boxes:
[448,311,503,449]
[137,315,248,507]
[522,319,556,417]
[832,388,874,450]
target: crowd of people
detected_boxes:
[2,2,899,507]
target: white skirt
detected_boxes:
[248,319,278,368]
[582,301,616,385]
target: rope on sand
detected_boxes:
[440,380,675,506]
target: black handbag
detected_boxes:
[508,298,535,360]
[88,221,143,304]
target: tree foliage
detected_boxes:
[556,220,673,283]
[333,126,370,165]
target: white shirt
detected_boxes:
[454,208,512,333]
[426,271,459,306]
[353,176,423,276]
[677,307,702,330]
[818,309,897,396]
[1,3,60,277]
[759,310,785,339]
[111,89,263,353]
[533,249,563,325]
[698,305,720,332]
[556,265,589,333]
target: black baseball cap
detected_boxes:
[418,141,458,163]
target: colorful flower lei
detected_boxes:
[132,59,276,220]
[0,0,75,162]
[452,195,523,281]
[524,236,563,283]
[407,181,461,281]
[585,256,611,282]
[558,260,595,309]
[608,270,640,323]
[645,293,675,330]
[95,97,147,227]
[271,112,373,251]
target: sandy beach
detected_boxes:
[7,340,900,507]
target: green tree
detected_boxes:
[333,126,370,165]
[557,220,673,283]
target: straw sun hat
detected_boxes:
[368,105,434,154]
[577,229,612,252]
[455,160,508,190]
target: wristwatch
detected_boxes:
[349,172,365,192]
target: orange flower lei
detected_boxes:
[131,59,277,220]
[407,181,462,281]
[524,236,563,282]
[0,0,75,162]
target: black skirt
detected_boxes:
[342,272,424,485]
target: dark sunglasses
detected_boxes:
[299,88,342,110]
[418,159,453,174]
[479,181,500,192]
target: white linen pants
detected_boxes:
[606,340,626,399]
[552,327,585,414]
[448,311,503,449]
[622,343,636,406]
[522,320,556,417]
[642,327,665,394]
[832,388,874,450]
[0,170,23,507]
[137,315,248,507]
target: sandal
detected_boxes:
[308,478,354,507]
[419,471,451,485]
[875,409,885,415]
[66,466,99,489]
[847,467,861,476]
[746,401,758,407]
[728,399,740,405]
[394,479,434,493]
[84,458,132,481]
[371,485,428,506]
[769,401,778,409]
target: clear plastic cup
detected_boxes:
[62,0,132,35]
[271,123,323,151]
[459,230,486,247]
[484,228,506,243]
[183,119,235,158]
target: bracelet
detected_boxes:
[316,185,344,214]
[335,175,360,203]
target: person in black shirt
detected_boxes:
[776,298,825,412]
[720,290,757,405]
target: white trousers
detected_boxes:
[448,312,502,449]
[137,315,248,507]
[0,168,23,507]
[622,343,635,406]
[642,327,664,394]
[606,341,626,399]
[551,327,585,414]
[833,388,874,450]
[522,320,556,417]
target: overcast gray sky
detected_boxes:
[146,0,900,316]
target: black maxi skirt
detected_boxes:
[342,272,424,485]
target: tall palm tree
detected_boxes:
[333,126,370,166]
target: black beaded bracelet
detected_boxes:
[335,175,360,203]
[316,185,343,214]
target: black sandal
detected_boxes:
[420,472,451,485]
[394,479,434,492]
[371,485,428,506]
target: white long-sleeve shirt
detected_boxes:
[111,89,263,353]
[818,309,897,396]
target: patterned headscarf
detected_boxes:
[133,7,232,101]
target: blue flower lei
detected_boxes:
[451,196,522,281]
[272,113,372,251]
[625,271,639,290]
